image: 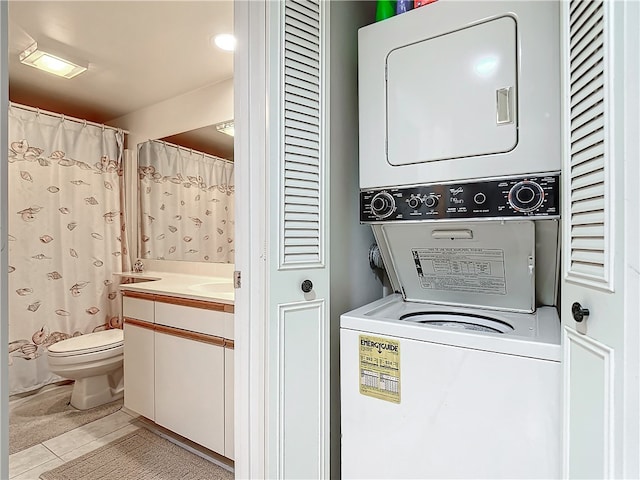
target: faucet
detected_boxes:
[133,259,144,273]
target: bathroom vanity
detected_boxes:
[118,273,234,461]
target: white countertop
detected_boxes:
[115,271,234,305]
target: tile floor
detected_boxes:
[9,387,141,480]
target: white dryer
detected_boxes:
[358,0,560,189]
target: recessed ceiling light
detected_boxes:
[215,120,235,137]
[213,34,236,52]
[19,42,87,79]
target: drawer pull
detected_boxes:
[125,317,226,346]
[154,324,225,347]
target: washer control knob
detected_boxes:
[424,195,439,209]
[474,192,487,205]
[508,181,545,212]
[370,191,396,219]
[407,196,421,210]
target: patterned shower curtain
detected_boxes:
[138,140,235,263]
[7,105,131,395]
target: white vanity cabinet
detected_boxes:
[121,290,234,459]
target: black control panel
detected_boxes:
[360,175,560,222]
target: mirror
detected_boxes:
[137,130,234,264]
[162,124,234,161]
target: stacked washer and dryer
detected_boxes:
[340,1,562,479]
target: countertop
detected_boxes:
[115,271,234,305]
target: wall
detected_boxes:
[110,77,233,151]
[328,1,380,477]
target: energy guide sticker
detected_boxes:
[359,335,400,403]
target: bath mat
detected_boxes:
[39,427,234,480]
[10,384,123,454]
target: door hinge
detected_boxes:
[234,270,241,289]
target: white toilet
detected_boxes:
[47,329,124,410]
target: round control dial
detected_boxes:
[474,192,487,205]
[424,195,439,208]
[407,196,421,210]
[370,191,396,219]
[508,181,545,212]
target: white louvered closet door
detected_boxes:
[561,0,640,478]
[267,0,330,478]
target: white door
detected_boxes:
[234,1,330,478]
[561,1,640,478]
[266,1,330,478]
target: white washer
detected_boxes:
[342,178,561,478]
[340,294,561,479]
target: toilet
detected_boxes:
[47,329,124,410]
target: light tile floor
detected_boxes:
[9,387,141,480]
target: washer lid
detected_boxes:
[373,220,536,312]
[48,329,123,355]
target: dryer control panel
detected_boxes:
[360,174,560,222]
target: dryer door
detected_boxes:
[386,16,517,166]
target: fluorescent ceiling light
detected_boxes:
[213,34,236,52]
[19,42,88,79]
[215,120,235,137]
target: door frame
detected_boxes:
[233,0,268,477]
[1,1,9,478]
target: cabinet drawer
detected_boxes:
[123,296,154,322]
[155,302,233,338]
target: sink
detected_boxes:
[189,282,234,295]
[120,276,161,284]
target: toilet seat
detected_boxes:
[48,329,124,357]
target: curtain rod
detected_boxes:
[9,102,130,135]
[148,138,234,165]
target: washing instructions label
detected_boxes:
[411,248,507,295]
[359,335,400,404]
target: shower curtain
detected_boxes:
[7,105,130,395]
[138,140,235,263]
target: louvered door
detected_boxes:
[561,0,633,477]
[281,0,322,267]
[268,1,330,478]
[566,0,609,285]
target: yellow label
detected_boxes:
[359,335,401,403]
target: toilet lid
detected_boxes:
[48,329,123,356]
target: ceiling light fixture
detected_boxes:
[19,42,88,79]
[215,120,235,137]
[213,34,237,52]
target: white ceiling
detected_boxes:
[7,0,234,157]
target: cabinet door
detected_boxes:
[224,347,234,460]
[123,322,155,419]
[155,331,225,454]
